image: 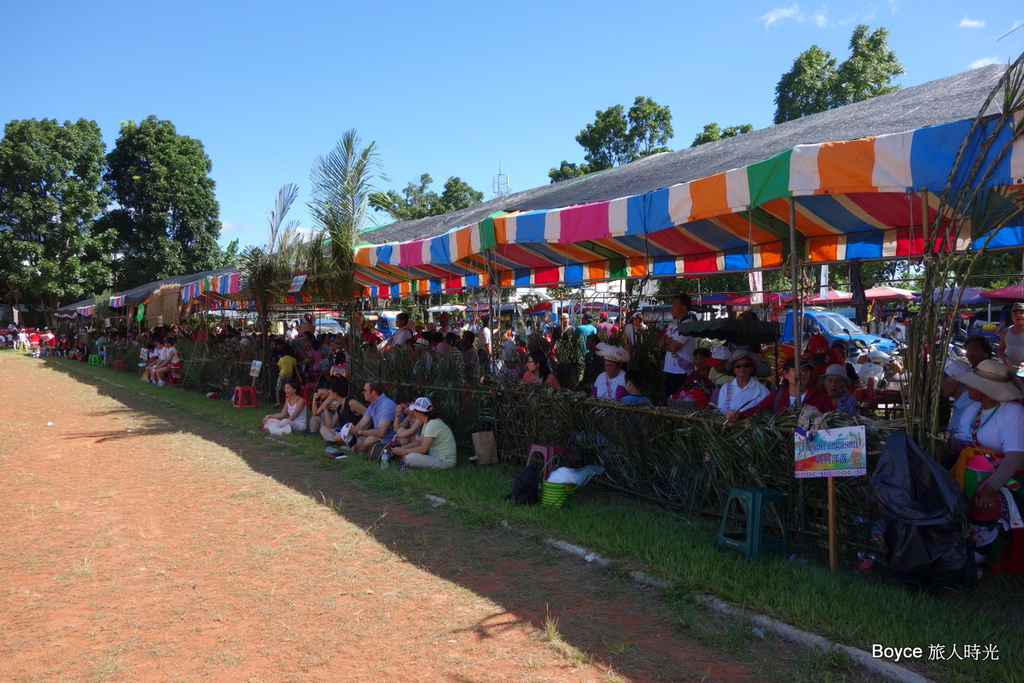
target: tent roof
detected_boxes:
[368,65,1007,247]
[351,64,1024,298]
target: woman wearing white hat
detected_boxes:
[391,397,457,470]
[711,350,770,415]
[818,364,858,415]
[591,343,629,400]
[950,359,1024,569]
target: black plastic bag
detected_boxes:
[870,430,973,592]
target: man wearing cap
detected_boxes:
[591,344,630,400]
[803,334,844,382]
[350,380,396,455]
[596,312,614,340]
[655,292,698,398]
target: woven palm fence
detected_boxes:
[348,342,899,552]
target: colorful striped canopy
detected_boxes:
[353,116,1024,298]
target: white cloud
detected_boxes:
[813,10,828,27]
[761,4,801,28]
[221,221,254,234]
[970,56,1003,69]
[959,16,985,29]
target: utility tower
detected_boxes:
[492,164,510,198]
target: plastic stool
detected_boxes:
[88,354,101,366]
[167,370,184,387]
[716,486,789,562]
[232,385,258,409]
[527,444,569,481]
[112,360,126,372]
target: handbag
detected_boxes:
[950,447,1023,499]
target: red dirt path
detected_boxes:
[1,353,820,682]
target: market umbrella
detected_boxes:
[980,284,1024,301]
[918,287,990,306]
[863,286,917,301]
[805,289,852,304]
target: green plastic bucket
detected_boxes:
[541,481,575,507]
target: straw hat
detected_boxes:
[725,349,764,375]
[954,359,1023,402]
[596,343,630,364]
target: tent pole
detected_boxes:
[790,197,807,532]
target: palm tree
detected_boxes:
[306,130,387,332]
[238,184,302,388]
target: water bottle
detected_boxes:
[380,446,390,470]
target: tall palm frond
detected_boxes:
[307,130,387,310]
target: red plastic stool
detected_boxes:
[112,360,126,372]
[167,370,184,387]
[527,444,569,480]
[232,385,258,408]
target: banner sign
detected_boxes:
[249,360,263,378]
[794,425,866,478]
[288,275,307,293]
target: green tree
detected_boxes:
[690,123,754,147]
[0,118,114,323]
[773,45,838,124]
[549,96,673,182]
[831,25,904,107]
[773,26,903,124]
[101,116,222,289]
[370,173,483,222]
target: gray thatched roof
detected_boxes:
[367,64,1007,246]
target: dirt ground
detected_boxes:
[0,353,849,682]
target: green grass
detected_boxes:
[41,354,1024,683]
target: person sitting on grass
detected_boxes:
[350,380,396,457]
[262,378,307,433]
[390,401,423,447]
[390,397,457,470]
[318,377,364,458]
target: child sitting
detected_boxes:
[621,369,651,405]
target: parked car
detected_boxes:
[781,308,899,355]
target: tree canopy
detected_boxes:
[690,123,754,147]
[549,96,673,183]
[773,25,903,124]
[101,116,223,289]
[370,173,483,222]
[0,118,114,320]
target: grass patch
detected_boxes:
[44,355,1024,683]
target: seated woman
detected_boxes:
[711,350,770,415]
[390,401,424,446]
[591,343,629,400]
[522,351,561,389]
[680,347,715,395]
[817,364,858,415]
[391,397,457,470]
[949,359,1024,572]
[262,378,308,433]
[726,356,830,421]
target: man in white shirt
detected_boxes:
[655,292,697,398]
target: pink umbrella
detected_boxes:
[728,292,794,306]
[805,289,852,304]
[863,286,917,301]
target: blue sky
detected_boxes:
[3,1,1022,252]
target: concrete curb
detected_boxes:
[488,506,932,683]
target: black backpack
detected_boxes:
[507,465,541,505]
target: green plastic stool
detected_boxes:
[87,354,101,366]
[716,486,789,562]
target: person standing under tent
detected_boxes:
[655,292,697,398]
